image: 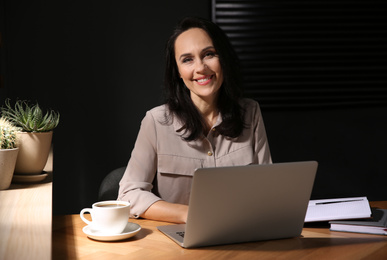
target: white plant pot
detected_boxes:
[15,131,53,175]
[0,148,19,190]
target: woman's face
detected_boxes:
[174,28,223,105]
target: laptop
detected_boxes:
[157,161,318,248]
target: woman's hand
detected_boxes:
[140,200,188,223]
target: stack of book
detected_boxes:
[330,208,387,235]
[304,196,387,236]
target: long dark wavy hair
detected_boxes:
[164,17,245,141]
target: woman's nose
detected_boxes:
[195,61,207,73]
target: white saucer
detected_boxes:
[12,173,48,183]
[83,222,141,241]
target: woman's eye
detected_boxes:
[204,51,216,59]
[182,58,192,63]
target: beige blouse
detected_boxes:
[118,98,272,218]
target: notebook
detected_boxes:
[157,161,318,248]
[305,196,371,222]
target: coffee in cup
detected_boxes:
[80,200,130,234]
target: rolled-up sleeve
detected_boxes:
[118,111,162,218]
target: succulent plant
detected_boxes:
[0,117,19,149]
[1,99,60,132]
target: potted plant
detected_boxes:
[1,99,59,175]
[0,117,19,189]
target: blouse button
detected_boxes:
[212,128,216,132]
[207,151,213,156]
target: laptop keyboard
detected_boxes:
[176,231,185,238]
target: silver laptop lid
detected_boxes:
[181,161,317,248]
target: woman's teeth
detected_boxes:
[197,76,211,83]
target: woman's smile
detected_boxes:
[195,75,214,85]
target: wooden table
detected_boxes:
[0,152,53,260]
[53,201,387,260]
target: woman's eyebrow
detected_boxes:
[178,46,215,61]
[202,46,215,52]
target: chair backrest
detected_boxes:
[98,167,126,201]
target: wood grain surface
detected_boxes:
[0,151,53,260]
[52,201,387,260]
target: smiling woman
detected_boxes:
[117,17,272,224]
[164,17,247,141]
[174,28,224,129]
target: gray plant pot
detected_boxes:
[0,148,19,190]
[15,131,53,175]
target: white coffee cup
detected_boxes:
[80,200,130,234]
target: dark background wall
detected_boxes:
[1,0,212,214]
[1,1,386,214]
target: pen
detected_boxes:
[316,199,364,205]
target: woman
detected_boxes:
[118,17,272,223]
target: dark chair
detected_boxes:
[98,167,126,201]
